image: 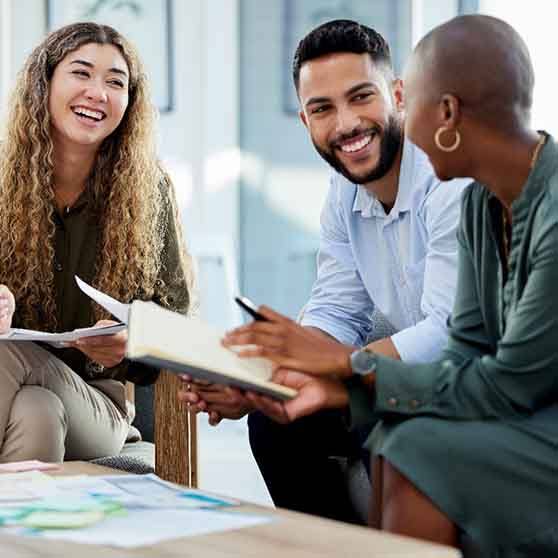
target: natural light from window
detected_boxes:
[480,0,558,136]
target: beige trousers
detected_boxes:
[0,341,130,463]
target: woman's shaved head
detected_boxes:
[409,14,534,128]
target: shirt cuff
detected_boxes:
[300,315,361,345]
[391,318,448,363]
[374,355,438,416]
[345,376,378,429]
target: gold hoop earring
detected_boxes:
[434,127,461,152]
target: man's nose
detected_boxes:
[335,106,360,134]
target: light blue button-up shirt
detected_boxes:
[300,140,471,363]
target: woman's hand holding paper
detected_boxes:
[68,319,127,368]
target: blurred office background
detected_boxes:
[0,0,556,504]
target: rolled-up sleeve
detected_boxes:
[391,179,467,362]
[300,178,375,346]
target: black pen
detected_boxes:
[234,296,268,321]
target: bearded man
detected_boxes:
[182,19,471,523]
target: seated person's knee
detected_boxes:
[2,386,67,462]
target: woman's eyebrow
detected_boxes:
[69,59,128,78]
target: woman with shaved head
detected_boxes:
[223,14,558,556]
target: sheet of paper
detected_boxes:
[0,471,52,485]
[100,474,239,508]
[34,508,273,547]
[0,323,126,346]
[0,277,127,345]
[22,510,106,530]
[31,474,238,510]
[0,473,260,545]
[75,276,130,324]
[0,471,53,503]
[0,460,60,473]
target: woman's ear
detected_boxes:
[440,93,461,128]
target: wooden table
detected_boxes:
[0,462,460,557]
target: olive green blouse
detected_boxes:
[348,132,558,426]
[13,181,191,385]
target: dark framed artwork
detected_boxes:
[47,0,174,112]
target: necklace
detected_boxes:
[529,133,546,169]
[55,187,86,214]
[502,133,546,266]
[502,209,510,265]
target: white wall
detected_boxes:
[479,1,558,136]
[411,0,459,44]
[0,0,11,110]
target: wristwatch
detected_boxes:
[349,347,378,376]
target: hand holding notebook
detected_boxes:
[126,301,296,400]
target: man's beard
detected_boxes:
[313,116,403,185]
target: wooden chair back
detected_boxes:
[126,372,197,487]
[155,371,198,487]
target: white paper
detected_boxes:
[0,460,60,473]
[0,471,53,503]
[36,508,273,547]
[0,323,126,346]
[98,474,239,508]
[0,277,128,346]
[75,276,130,325]
[1,473,270,546]
[48,474,238,509]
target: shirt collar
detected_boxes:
[512,131,557,215]
[54,187,91,220]
[486,131,558,220]
[352,138,415,219]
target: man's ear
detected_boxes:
[299,109,308,129]
[392,78,404,111]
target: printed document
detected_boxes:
[0,472,273,547]
[0,277,128,345]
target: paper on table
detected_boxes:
[99,474,238,508]
[34,508,273,547]
[0,460,60,473]
[24,474,238,511]
[75,276,130,325]
[0,473,268,545]
[22,510,106,530]
[0,471,53,503]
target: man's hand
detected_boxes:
[0,285,15,334]
[222,306,354,378]
[68,320,127,368]
[177,375,253,425]
[244,369,349,424]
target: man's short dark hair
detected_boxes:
[293,19,393,91]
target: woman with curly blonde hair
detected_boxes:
[0,22,194,462]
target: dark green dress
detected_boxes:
[348,133,558,557]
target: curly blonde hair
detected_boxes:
[0,22,193,330]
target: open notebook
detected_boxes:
[126,301,297,401]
